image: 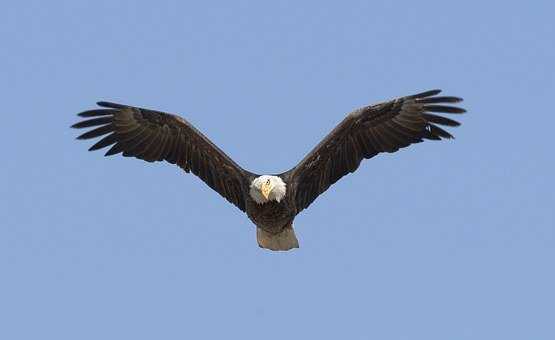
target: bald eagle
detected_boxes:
[72,89,464,251]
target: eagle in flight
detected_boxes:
[73,89,465,251]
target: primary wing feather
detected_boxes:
[72,102,250,211]
[283,89,465,212]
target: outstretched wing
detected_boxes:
[282,89,465,213]
[72,102,252,211]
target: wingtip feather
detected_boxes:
[97,101,127,109]
[410,89,442,98]
[424,105,466,114]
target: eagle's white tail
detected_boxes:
[257,226,299,251]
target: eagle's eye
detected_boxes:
[266,179,271,185]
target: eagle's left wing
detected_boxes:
[281,89,465,213]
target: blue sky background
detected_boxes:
[1,1,554,339]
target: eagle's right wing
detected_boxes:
[72,102,252,212]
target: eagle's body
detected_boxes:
[246,175,298,250]
[246,190,295,233]
[73,89,465,251]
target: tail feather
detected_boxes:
[257,226,299,251]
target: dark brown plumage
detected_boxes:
[73,102,253,211]
[72,89,465,251]
[281,89,465,213]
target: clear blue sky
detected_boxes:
[1,1,553,339]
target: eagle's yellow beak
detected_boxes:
[261,181,274,200]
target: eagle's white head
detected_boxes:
[250,175,286,204]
